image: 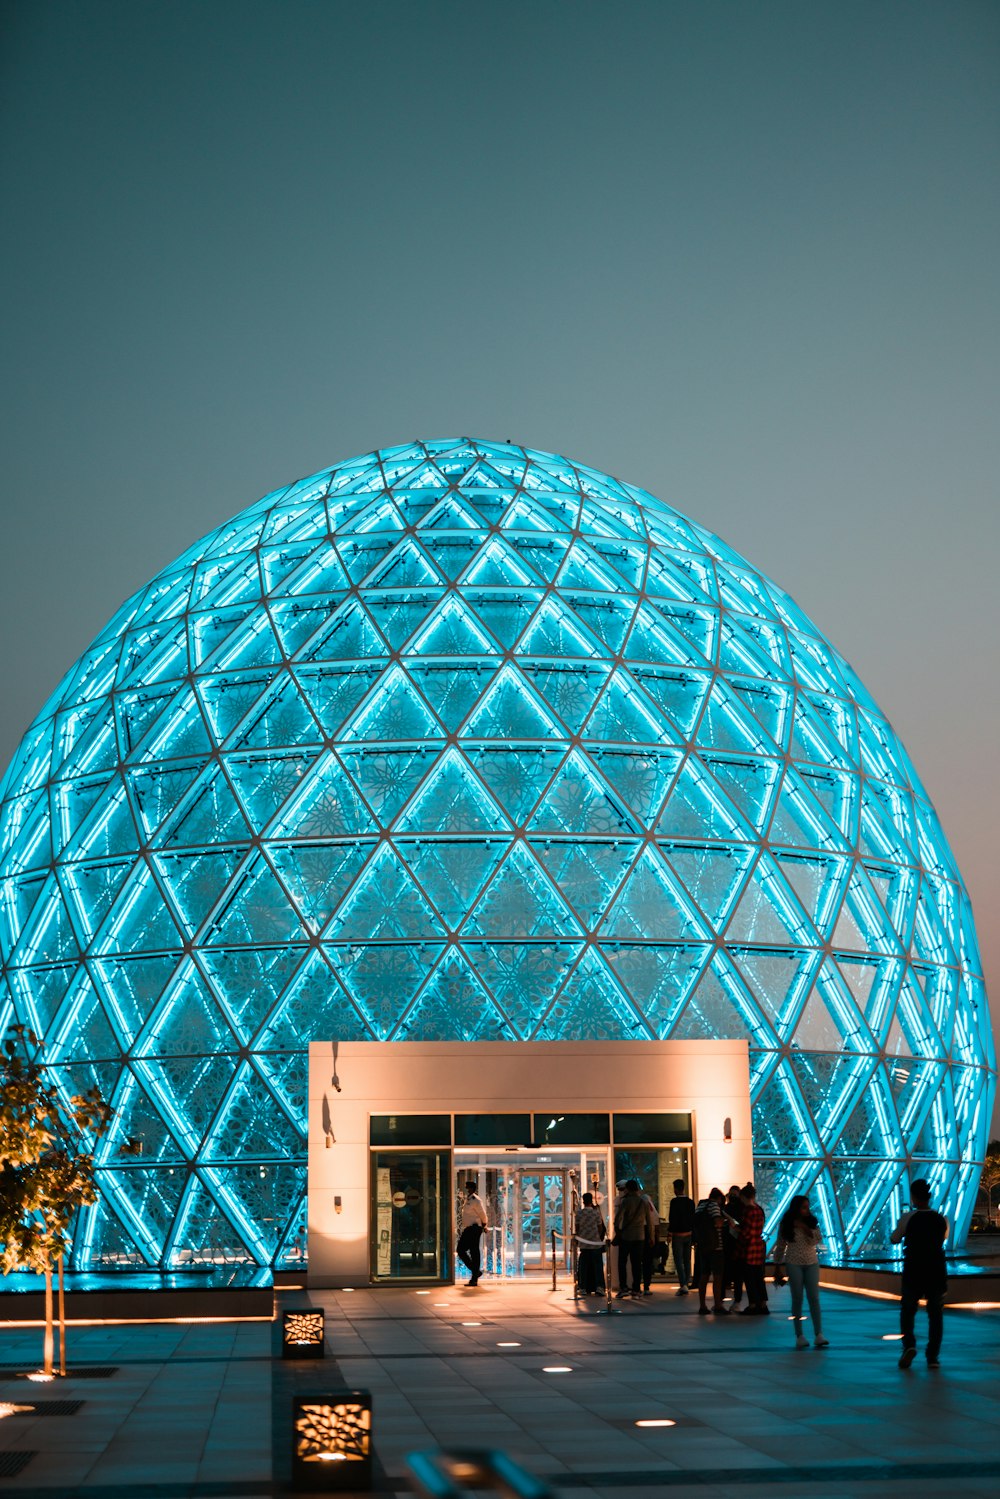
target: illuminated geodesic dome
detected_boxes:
[0,439,993,1270]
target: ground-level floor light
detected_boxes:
[282,1309,326,1358]
[292,1391,372,1491]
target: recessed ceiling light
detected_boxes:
[497,1341,521,1347]
[635,1418,676,1428]
[461,1321,482,1326]
[543,1365,572,1373]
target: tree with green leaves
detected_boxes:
[0,1026,113,1375]
[979,1139,1000,1228]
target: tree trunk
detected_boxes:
[58,1254,66,1377]
[43,1264,54,1376]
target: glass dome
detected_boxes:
[0,439,992,1269]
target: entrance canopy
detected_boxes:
[308,1040,751,1286]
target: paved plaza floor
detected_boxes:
[0,1277,998,1497]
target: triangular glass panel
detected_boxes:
[468,592,543,650]
[725,856,808,946]
[91,954,181,1047]
[196,673,274,745]
[672,965,756,1043]
[330,843,445,941]
[59,858,134,942]
[417,533,488,582]
[788,1050,871,1136]
[362,594,437,652]
[188,607,247,669]
[405,664,494,734]
[395,749,510,835]
[334,536,398,586]
[703,755,780,828]
[115,687,177,757]
[531,839,638,925]
[790,696,854,772]
[233,677,324,751]
[729,947,813,1030]
[268,598,340,658]
[281,542,350,597]
[126,763,203,842]
[404,596,497,657]
[634,668,709,738]
[64,785,141,861]
[8,962,76,1037]
[213,617,284,674]
[200,944,306,1042]
[102,1072,187,1164]
[107,1167,187,1263]
[368,537,444,589]
[528,750,638,837]
[153,849,245,937]
[205,1063,304,1161]
[565,596,635,654]
[537,949,647,1041]
[90,866,182,957]
[622,605,696,670]
[858,783,910,864]
[791,971,853,1053]
[300,597,388,663]
[266,843,369,932]
[832,865,902,956]
[419,495,484,530]
[520,664,611,735]
[591,539,648,591]
[462,941,582,1038]
[655,755,748,842]
[584,671,667,746]
[774,852,848,939]
[461,536,537,589]
[204,856,303,946]
[601,847,709,941]
[588,749,681,825]
[695,681,770,755]
[330,942,443,1040]
[461,665,563,741]
[401,838,509,931]
[338,747,432,826]
[167,1174,256,1266]
[139,959,237,1058]
[509,536,570,584]
[730,680,791,752]
[224,751,320,833]
[50,973,119,1063]
[645,554,714,608]
[462,842,584,938]
[665,843,754,929]
[601,942,710,1035]
[269,758,377,839]
[751,1064,822,1156]
[258,539,323,595]
[798,767,858,843]
[554,540,623,594]
[341,665,442,742]
[517,596,606,659]
[467,748,558,825]
[161,772,252,849]
[767,765,849,853]
[295,665,379,737]
[205,1162,303,1263]
[134,1051,236,1153]
[397,950,511,1041]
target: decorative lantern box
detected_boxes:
[282,1308,325,1359]
[292,1391,373,1491]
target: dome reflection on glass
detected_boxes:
[0,439,992,1269]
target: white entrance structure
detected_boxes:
[307,1039,752,1286]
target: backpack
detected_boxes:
[693,1204,717,1252]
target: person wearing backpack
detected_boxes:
[613,1179,647,1298]
[694,1187,730,1315]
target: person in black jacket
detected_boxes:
[890,1178,948,1369]
[667,1179,695,1295]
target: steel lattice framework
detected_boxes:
[0,439,993,1270]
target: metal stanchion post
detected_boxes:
[597,1241,622,1315]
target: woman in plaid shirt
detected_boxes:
[737,1183,769,1315]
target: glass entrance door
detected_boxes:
[456,1150,608,1280]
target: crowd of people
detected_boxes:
[458,1174,950,1365]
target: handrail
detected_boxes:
[407,1447,555,1499]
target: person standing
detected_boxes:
[737,1183,769,1315]
[724,1184,745,1309]
[614,1179,647,1298]
[639,1187,659,1295]
[667,1178,695,1295]
[694,1187,729,1314]
[891,1179,948,1369]
[574,1191,607,1295]
[772,1194,827,1348]
[457,1181,488,1287]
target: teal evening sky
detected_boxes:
[1,1,998,1124]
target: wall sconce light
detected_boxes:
[282,1309,325,1360]
[723,1117,732,1142]
[292,1391,372,1490]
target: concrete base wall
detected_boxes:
[307,1039,752,1286]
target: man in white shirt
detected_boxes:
[457,1182,488,1287]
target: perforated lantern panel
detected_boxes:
[0,440,993,1269]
